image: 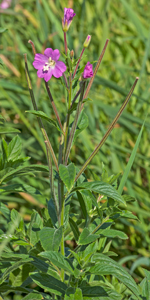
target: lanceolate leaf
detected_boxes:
[26,110,60,131]
[97,228,128,239]
[0,127,20,134]
[39,251,74,274]
[73,111,89,143]
[30,272,67,296]
[81,285,122,299]
[0,164,48,184]
[39,227,62,251]
[73,181,125,205]
[69,218,80,241]
[89,254,140,298]
[7,135,22,161]
[59,163,76,192]
[22,293,43,300]
[0,258,33,284]
[78,228,99,245]
[65,288,83,300]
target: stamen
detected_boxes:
[43,58,56,72]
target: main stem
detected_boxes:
[60,182,65,281]
[64,73,72,159]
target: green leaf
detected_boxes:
[90,254,140,298]
[47,198,58,226]
[81,285,122,299]
[26,110,60,131]
[11,208,21,226]
[22,293,43,300]
[97,228,128,239]
[65,288,83,300]
[0,258,33,284]
[0,164,48,184]
[73,112,89,143]
[0,202,10,219]
[59,163,76,192]
[39,227,62,251]
[29,211,43,246]
[0,127,20,134]
[0,28,8,33]
[79,228,99,245]
[7,135,22,161]
[39,251,74,274]
[76,191,88,220]
[69,218,80,241]
[0,183,40,195]
[74,181,125,205]
[30,272,67,296]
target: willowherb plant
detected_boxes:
[0,6,149,300]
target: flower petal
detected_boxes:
[37,68,45,78]
[33,54,48,69]
[44,48,53,58]
[55,61,67,73]
[52,49,60,61]
[43,69,53,82]
[52,65,63,78]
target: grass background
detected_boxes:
[0,0,150,288]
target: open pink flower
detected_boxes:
[83,62,93,79]
[33,48,66,82]
[0,0,11,9]
[62,8,76,31]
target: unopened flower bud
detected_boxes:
[62,8,76,32]
[83,62,93,79]
[70,50,74,58]
[83,35,91,48]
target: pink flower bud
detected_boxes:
[62,8,76,32]
[70,50,74,58]
[83,62,93,79]
[83,35,91,48]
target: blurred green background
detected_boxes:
[0,0,150,283]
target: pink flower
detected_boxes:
[0,0,11,9]
[83,62,93,79]
[62,8,76,31]
[33,48,67,82]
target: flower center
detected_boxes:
[43,57,56,72]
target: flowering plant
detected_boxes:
[1,5,148,300]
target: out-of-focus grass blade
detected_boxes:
[0,85,46,154]
[120,0,148,40]
[118,118,146,194]
[94,76,150,104]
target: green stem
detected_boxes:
[45,82,64,134]
[63,74,72,159]
[83,39,109,101]
[73,48,85,79]
[75,77,139,182]
[64,32,68,55]
[65,81,86,165]
[24,54,59,172]
[60,183,65,281]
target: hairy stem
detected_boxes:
[63,74,72,159]
[64,32,68,55]
[65,81,86,165]
[73,48,85,79]
[45,82,64,134]
[83,39,109,102]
